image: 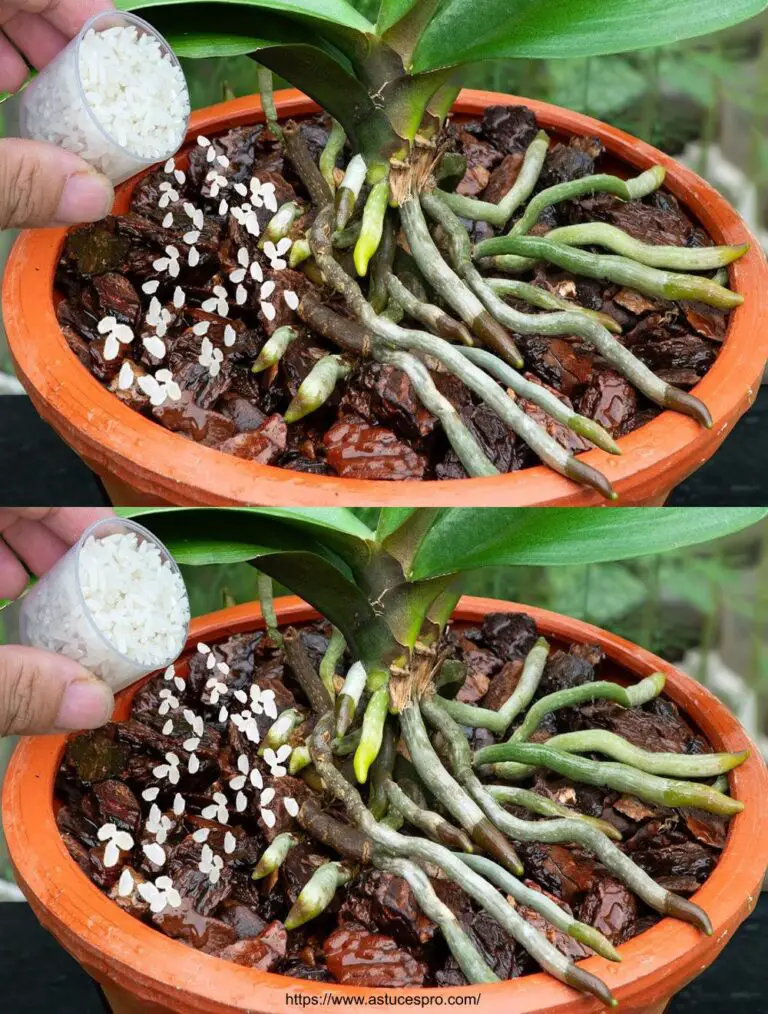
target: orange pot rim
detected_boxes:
[4,595,767,1014]
[5,90,768,507]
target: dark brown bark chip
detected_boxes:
[578,367,638,436]
[483,153,524,204]
[482,660,523,712]
[482,611,538,662]
[323,421,428,480]
[324,928,427,987]
[537,649,596,699]
[93,780,142,834]
[153,902,239,954]
[152,392,237,446]
[217,414,287,463]
[579,876,637,945]
[481,105,538,154]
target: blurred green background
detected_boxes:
[2,7,768,376]
[3,514,767,886]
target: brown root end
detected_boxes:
[437,820,475,853]
[664,388,713,429]
[472,311,525,368]
[664,894,713,935]
[565,458,617,501]
[437,313,475,346]
[473,818,524,876]
[564,966,617,1008]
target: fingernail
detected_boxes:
[56,678,114,730]
[55,171,114,224]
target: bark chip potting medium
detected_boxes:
[18,11,190,185]
[1,517,190,692]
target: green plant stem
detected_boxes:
[400,702,524,874]
[386,272,474,345]
[375,854,499,983]
[297,797,373,863]
[376,349,498,477]
[257,65,283,141]
[459,854,620,962]
[476,741,743,816]
[542,730,749,777]
[486,277,623,334]
[486,784,622,841]
[353,687,390,783]
[252,326,298,373]
[285,861,352,929]
[308,713,616,1005]
[543,223,749,271]
[399,196,524,367]
[257,571,282,645]
[252,832,298,879]
[436,130,550,227]
[284,355,351,423]
[474,235,743,313]
[319,120,346,193]
[437,637,550,732]
[458,347,621,455]
[335,660,366,736]
[319,627,346,700]
[510,166,666,236]
[420,700,711,934]
[383,777,474,852]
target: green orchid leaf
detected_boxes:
[376,0,440,66]
[375,509,421,543]
[123,0,374,34]
[412,0,768,73]
[375,0,421,36]
[118,506,374,541]
[410,508,768,580]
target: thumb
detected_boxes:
[0,138,114,230]
[0,645,114,736]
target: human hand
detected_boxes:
[0,0,115,228]
[0,508,116,735]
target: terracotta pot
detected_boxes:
[5,90,768,507]
[4,595,767,1013]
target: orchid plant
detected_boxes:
[111,0,768,497]
[122,505,766,1002]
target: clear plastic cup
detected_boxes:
[0,517,190,693]
[17,11,190,185]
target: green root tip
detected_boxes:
[284,906,307,930]
[569,416,622,455]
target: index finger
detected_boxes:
[0,0,115,39]
[41,507,115,546]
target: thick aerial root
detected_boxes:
[475,741,744,816]
[436,130,550,228]
[336,154,366,229]
[475,235,742,314]
[486,784,623,841]
[400,703,524,874]
[459,348,620,455]
[427,190,712,430]
[438,636,549,733]
[308,205,614,498]
[354,687,389,783]
[319,120,346,193]
[297,294,373,357]
[486,277,623,334]
[374,854,499,983]
[505,672,667,745]
[368,214,397,313]
[319,627,346,700]
[367,718,396,819]
[423,697,712,934]
[355,180,390,277]
[336,660,366,736]
[540,730,749,778]
[510,165,666,237]
[252,326,298,373]
[386,272,474,346]
[460,854,621,962]
[261,202,302,247]
[399,197,524,367]
[283,121,333,208]
[252,832,298,879]
[283,626,334,715]
[285,861,352,929]
[377,348,499,477]
[260,708,303,754]
[384,777,475,852]
[309,713,616,1003]
[256,65,283,141]
[298,797,373,863]
[544,223,749,271]
[284,355,351,423]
